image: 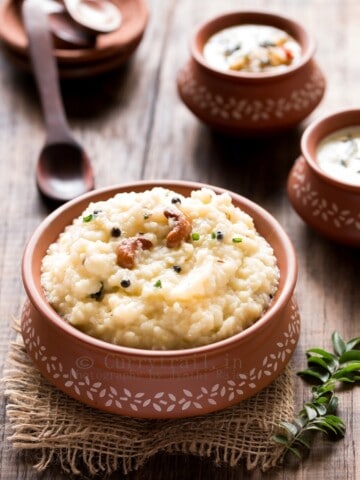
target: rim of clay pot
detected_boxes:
[301,108,360,193]
[192,10,316,83]
[22,180,298,359]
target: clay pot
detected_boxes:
[177,11,326,135]
[21,180,299,418]
[287,109,360,246]
[0,0,148,78]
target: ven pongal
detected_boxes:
[41,188,280,350]
[22,181,299,417]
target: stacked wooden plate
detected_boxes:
[0,0,148,78]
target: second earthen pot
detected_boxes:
[287,109,360,246]
[177,11,326,135]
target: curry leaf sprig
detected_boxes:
[274,332,360,463]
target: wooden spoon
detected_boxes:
[63,0,122,35]
[22,0,94,204]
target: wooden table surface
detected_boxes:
[0,0,359,478]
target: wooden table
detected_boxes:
[0,0,359,478]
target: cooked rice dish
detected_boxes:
[41,188,280,350]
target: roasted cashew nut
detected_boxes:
[116,237,153,269]
[164,208,192,248]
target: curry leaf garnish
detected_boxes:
[274,332,360,464]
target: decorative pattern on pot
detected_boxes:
[21,299,300,414]
[178,66,325,123]
[290,157,360,230]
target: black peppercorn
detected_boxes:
[111,227,121,237]
[121,279,131,288]
[173,265,182,273]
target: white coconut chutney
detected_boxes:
[316,126,360,186]
[203,24,302,73]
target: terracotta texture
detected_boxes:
[287,109,360,246]
[21,181,299,418]
[177,11,326,135]
[0,0,148,77]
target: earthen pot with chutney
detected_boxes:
[177,11,326,135]
[287,109,360,246]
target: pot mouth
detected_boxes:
[301,108,360,192]
[22,180,298,360]
[191,10,316,82]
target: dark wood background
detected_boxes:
[1,0,359,478]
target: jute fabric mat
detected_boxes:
[3,331,294,477]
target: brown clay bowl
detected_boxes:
[287,109,360,247]
[177,10,326,135]
[0,0,148,72]
[0,41,138,78]
[21,180,299,418]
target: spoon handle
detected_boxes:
[22,0,73,144]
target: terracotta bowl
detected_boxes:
[0,0,148,77]
[21,180,300,419]
[177,10,326,135]
[287,109,360,246]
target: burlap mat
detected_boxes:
[3,329,294,477]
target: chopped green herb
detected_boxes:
[224,43,242,56]
[173,265,182,273]
[120,279,131,288]
[154,279,162,288]
[83,214,94,223]
[338,134,358,167]
[111,227,121,237]
[191,233,200,241]
[232,237,243,243]
[211,231,224,240]
[83,210,102,223]
[259,40,276,48]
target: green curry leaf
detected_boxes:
[274,331,360,464]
